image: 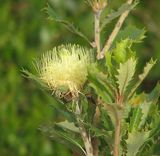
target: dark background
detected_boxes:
[0,0,160,155]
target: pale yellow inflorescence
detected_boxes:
[35,44,94,94]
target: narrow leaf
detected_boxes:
[101,2,137,30]
[56,120,80,133]
[21,69,48,88]
[129,107,143,132]
[40,124,86,156]
[128,59,156,99]
[45,4,92,46]
[88,72,114,104]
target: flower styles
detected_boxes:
[35,44,94,96]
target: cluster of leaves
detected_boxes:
[22,1,160,156]
[88,37,160,155]
[33,38,160,156]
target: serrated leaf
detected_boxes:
[88,71,114,104]
[139,83,160,128]
[129,107,143,132]
[45,3,91,45]
[113,39,131,63]
[126,131,150,156]
[116,58,137,95]
[128,59,156,99]
[101,2,138,30]
[113,26,146,45]
[149,111,160,139]
[56,120,80,133]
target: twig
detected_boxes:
[98,0,134,59]
[94,10,101,58]
[79,123,93,156]
[113,95,123,156]
[113,119,121,156]
[75,101,94,156]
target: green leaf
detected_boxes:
[101,104,120,128]
[139,83,160,128]
[88,71,114,104]
[85,122,114,145]
[56,120,80,133]
[84,96,96,124]
[85,0,93,7]
[45,3,91,45]
[21,69,48,88]
[50,102,75,122]
[105,52,113,75]
[40,124,86,156]
[128,83,160,132]
[149,110,160,139]
[113,39,131,63]
[146,82,160,103]
[100,107,114,130]
[101,2,138,30]
[126,131,150,156]
[116,58,137,95]
[129,106,143,132]
[128,59,156,99]
[113,26,146,47]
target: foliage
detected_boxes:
[1,0,160,156]
[24,0,160,155]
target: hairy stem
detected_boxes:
[98,0,134,59]
[94,10,101,59]
[75,101,94,156]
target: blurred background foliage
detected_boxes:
[0,0,160,155]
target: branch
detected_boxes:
[75,101,94,156]
[94,10,101,58]
[113,119,121,156]
[98,0,134,59]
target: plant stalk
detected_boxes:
[94,10,101,59]
[98,0,134,59]
[113,119,121,156]
[75,101,94,156]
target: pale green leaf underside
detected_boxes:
[56,120,80,133]
[126,131,150,156]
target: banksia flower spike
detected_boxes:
[35,44,94,97]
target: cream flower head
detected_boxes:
[35,44,94,96]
